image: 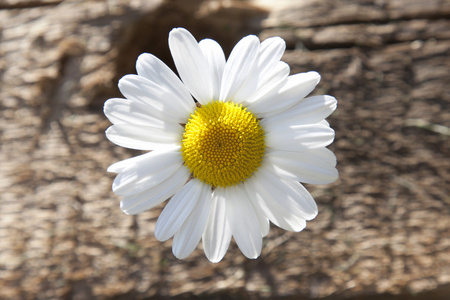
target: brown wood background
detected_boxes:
[1,0,449,299]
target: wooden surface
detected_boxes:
[1,0,449,299]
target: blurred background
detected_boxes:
[0,0,449,299]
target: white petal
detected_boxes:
[244,175,307,232]
[265,122,335,151]
[261,95,337,127]
[247,72,321,117]
[136,53,196,115]
[154,179,204,241]
[219,35,260,103]
[244,62,290,107]
[169,28,213,104]
[202,188,232,263]
[118,75,193,123]
[104,98,172,126]
[257,167,318,220]
[172,183,212,259]
[107,150,164,173]
[120,166,190,215]
[225,185,262,259]
[112,150,183,196]
[199,39,226,100]
[105,122,182,151]
[237,37,288,107]
[319,120,330,127]
[251,197,270,237]
[256,37,286,88]
[259,37,285,67]
[264,148,339,184]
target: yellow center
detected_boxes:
[181,101,265,188]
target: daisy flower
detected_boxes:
[104,28,338,263]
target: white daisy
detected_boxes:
[104,28,338,262]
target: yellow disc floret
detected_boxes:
[181,101,265,188]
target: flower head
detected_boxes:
[104,28,338,262]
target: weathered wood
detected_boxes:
[262,0,450,28]
[261,19,450,48]
[1,0,449,299]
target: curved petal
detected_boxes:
[256,37,286,88]
[261,95,337,128]
[120,166,190,215]
[105,122,182,151]
[104,98,173,126]
[264,148,339,184]
[225,185,262,259]
[202,188,232,263]
[172,183,212,259]
[107,150,167,173]
[219,35,260,103]
[259,37,285,67]
[265,122,335,151]
[257,167,318,221]
[118,74,193,123]
[243,62,290,107]
[247,72,321,117]
[199,39,226,100]
[237,37,288,107]
[245,176,307,232]
[154,179,204,241]
[169,28,213,104]
[136,53,196,115]
[251,196,270,237]
[112,150,183,196]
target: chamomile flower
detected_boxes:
[104,28,338,262]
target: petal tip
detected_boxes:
[309,71,321,83]
[206,255,224,263]
[169,27,192,39]
[106,164,118,173]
